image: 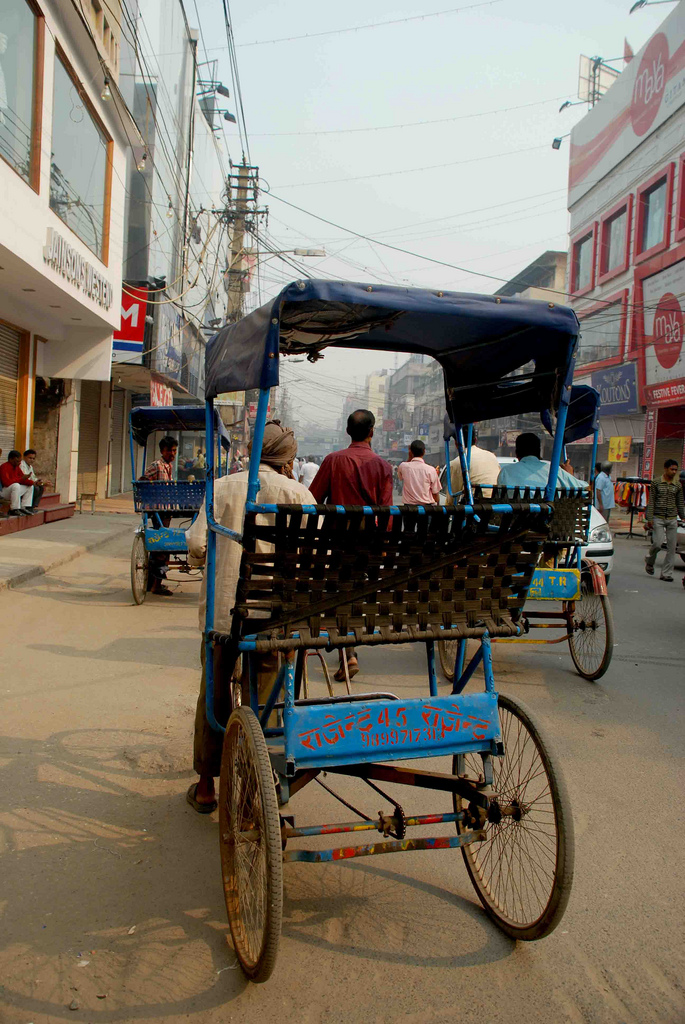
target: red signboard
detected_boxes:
[150,376,173,407]
[383,419,396,431]
[114,286,147,342]
[642,408,658,479]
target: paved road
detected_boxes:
[0,534,683,1023]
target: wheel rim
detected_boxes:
[457,703,560,929]
[569,585,607,676]
[440,639,458,677]
[223,726,268,968]
[132,537,148,598]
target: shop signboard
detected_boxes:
[418,423,430,434]
[608,436,631,462]
[154,304,183,381]
[150,376,173,407]
[569,5,685,204]
[591,363,638,414]
[383,419,396,431]
[640,259,685,408]
[403,433,413,445]
[113,285,147,364]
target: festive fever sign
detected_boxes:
[640,259,685,408]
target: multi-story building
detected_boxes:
[365,369,388,424]
[0,0,129,503]
[567,3,685,481]
[384,355,431,460]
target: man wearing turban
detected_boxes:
[185,422,315,813]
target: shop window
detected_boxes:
[0,0,43,189]
[576,292,628,369]
[635,164,674,263]
[50,50,111,262]
[598,194,633,284]
[676,153,685,243]
[571,224,596,296]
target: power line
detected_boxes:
[245,95,569,137]
[273,144,549,189]
[236,0,503,47]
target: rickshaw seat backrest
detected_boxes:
[472,486,592,546]
[133,480,206,513]
[224,499,553,653]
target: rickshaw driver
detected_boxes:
[497,433,586,491]
[185,422,316,813]
[141,435,178,596]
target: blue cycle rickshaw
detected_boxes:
[129,405,230,604]
[438,385,614,683]
[202,280,579,982]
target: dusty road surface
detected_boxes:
[0,533,683,1024]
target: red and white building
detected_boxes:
[568,2,685,479]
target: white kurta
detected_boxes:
[186,466,315,633]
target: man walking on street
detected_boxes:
[310,409,393,681]
[299,455,319,489]
[595,462,615,521]
[398,440,440,504]
[644,459,685,583]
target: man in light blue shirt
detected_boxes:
[497,433,586,492]
[594,462,615,521]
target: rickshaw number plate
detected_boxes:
[144,527,188,553]
[291,691,499,769]
[529,567,580,600]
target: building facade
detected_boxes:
[0,0,129,501]
[568,3,685,481]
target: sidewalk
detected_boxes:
[0,512,138,591]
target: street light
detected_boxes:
[552,133,571,150]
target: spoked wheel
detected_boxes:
[566,578,614,681]
[130,533,149,605]
[438,639,475,683]
[219,706,282,983]
[454,694,574,941]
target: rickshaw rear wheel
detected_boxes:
[130,533,149,605]
[219,706,282,982]
[566,578,614,681]
[438,639,476,684]
[453,693,574,941]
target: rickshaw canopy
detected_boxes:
[130,405,231,449]
[205,280,579,423]
[541,384,601,444]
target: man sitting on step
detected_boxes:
[0,450,35,516]
[20,449,44,513]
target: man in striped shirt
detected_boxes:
[644,459,685,583]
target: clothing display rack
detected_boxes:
[613,476,651,538]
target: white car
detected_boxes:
[439,458,614,582]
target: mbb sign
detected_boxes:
[112,285,148,364]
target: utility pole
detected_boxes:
[224,160,267,323]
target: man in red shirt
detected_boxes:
[0,450,36,516]
[310,410,393,680]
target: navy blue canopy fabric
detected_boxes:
[205,280,579,423]
[130,406,231,448]
[541,385,601,444]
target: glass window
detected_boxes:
[641,178,666,252]
[578,301,623,365]
[50,55,108,259]
[573,233,593,291]
[0,0,37,183]
[604,208,627,273]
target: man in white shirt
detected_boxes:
[299,455,319,490]
[497,433,586,492]
[398,440,441,504]
[450,428,500,497]
[185,422,316,814]
[20,448,44,512]
[594,463,615,521]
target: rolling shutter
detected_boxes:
[77,380,101,495]
[0,323,20,453]
[109,387,125,495]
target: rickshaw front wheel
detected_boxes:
[566,579,614,681]
[130,533,149,605]
[453,694,574,941]
[219,706,283,983]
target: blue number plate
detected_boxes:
[528,567,580,600]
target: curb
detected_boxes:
[0,521,135,592]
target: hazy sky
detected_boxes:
[190,0,670,422]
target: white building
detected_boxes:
[567,2,685,479]
[0,0,129,501]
